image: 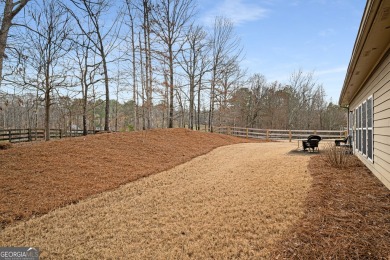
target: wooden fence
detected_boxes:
[0,129,98,143]
[214,126,347,141]
[0,126,347,143]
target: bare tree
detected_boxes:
[244,74,266,127]
[74,36,102,135]
[124,0,139,130]
[179,25,210,129]
[17,0,72,140]
[208,16,242,132]
[66,0,122,131]
[215,60,245,126]
[0,0,29,87]
[151,0,195,128]
[141,0,153,129]
[286,70,316,129]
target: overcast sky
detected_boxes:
[197,0,366,103]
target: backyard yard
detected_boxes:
[0,129,389,258]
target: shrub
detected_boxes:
[127,124,134,132]
[322,142,352,168]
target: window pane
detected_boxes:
[349,111,353,133]
[356,108,358,128]
[367,98,373,128]
[351,111,355,145]
[363,129,367,155]
[368,129,373,160]
[358,129,362,152]
[362,102,367,128]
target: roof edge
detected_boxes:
[338,0,376,106]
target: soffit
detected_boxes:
[339,0,390,107]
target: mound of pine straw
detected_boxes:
[270,154,390,259]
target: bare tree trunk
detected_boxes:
[81,48,89,136]
[130,12,138,131]
[92,87,96,132]
[189,75,194,129]
[115,82,119,131]
[139,32,146,130]
[197,80,202,130]
[209,67,216,132]
[44,78,51,141]
[168,46,174,128]
[0,0,29,87]
[146,11,153,129]
[102,55,110,131]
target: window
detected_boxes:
[349,111,354,148]
[358,105,362,152]
[355,109,358,150]
[362,102,367,155]
[355,96,373,161]
[367,97,373,161]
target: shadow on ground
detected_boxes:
[287,149,321,156]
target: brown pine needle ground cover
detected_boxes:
[270,153,390,259]
[0,142,312,259]
[0,128,261,229]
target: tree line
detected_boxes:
[0,0,346,140]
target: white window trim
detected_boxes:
[354,96,374,162]
[362,101,367,157]
[367,95,373,162]
[358,105,362,154]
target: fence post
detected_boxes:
[266,129,269,141]
[314,130,317,134]
[246,128,249,138]
[227,126,231,135]
[28,128,32,142]
[8,130,11,143]
[289,130,292,142]
[60,129,62,139]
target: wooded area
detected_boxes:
[0,0,347,140]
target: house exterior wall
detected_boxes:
[350,50,390,189]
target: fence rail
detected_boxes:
[0,129,98,143]
[214,126,347,141]
[1,127,347,143]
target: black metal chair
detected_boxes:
[335,135,352,153]
[335,135,352,148]
[302,135,322,152]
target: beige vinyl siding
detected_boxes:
[350,51,390,189]
[376,148,390,163]
[375,134,390,145]
[375,87,390,105]
[375,118,390,127]
[374,99,390,112]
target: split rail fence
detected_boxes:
[1,126,347,144]
[0,129,98,143]
[214,126,347,142]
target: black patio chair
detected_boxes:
[335,135,353,154]
[302,135,322,152]
[335,135,352,148]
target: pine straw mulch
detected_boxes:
[0,128,260,230]
[270,153,390,259]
